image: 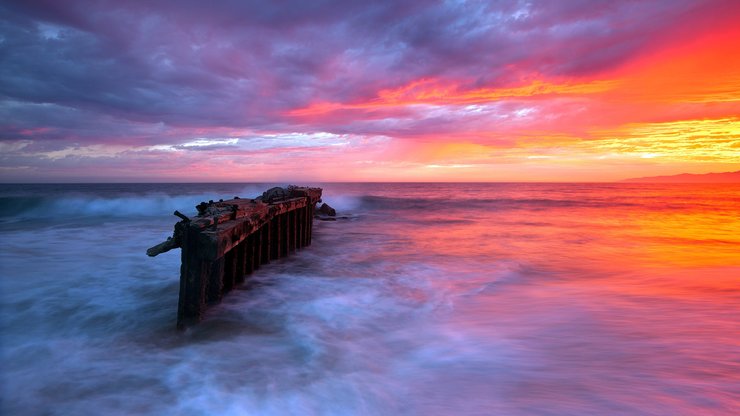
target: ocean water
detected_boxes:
[0,182,738,415]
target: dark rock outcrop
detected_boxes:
[259,187,290,203]
[318,203,336,217]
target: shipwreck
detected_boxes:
[147,186,323,329]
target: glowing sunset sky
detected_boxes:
[1,0,739,182]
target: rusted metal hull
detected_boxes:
[148,186,322,329]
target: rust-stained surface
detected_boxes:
[147,186,322,329]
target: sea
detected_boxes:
[1,182,738,415]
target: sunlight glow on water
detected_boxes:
[1,183,738,415]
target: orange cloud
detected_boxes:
[288,78,617,117]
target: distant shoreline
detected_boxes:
[622,170,740,183]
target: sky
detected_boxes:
[1,0,739,182]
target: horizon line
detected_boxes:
[2,180,738,185]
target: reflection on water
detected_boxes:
[1,183,738,415]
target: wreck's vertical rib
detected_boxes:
[288,211,295,252]
[270,216,279,259]
[235,239,246,285]
[223,248,236,292]
[206,258,224,304]
[245,232,255,275]
[308,203,314,245]
[297,207,304,249]
[253,226,262,270]
[281,213,289,257]
[293,209,299,250]
[261,223,271,264]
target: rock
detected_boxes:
[260,187,290,203]
[318,202,336,216]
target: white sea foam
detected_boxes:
[1,183,739,415]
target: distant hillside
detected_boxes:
[622,170,740,183]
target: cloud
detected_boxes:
[1,0,739,181]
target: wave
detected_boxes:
[0,194,211,220]
[0,184,697,221]
[0,184,278,221]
